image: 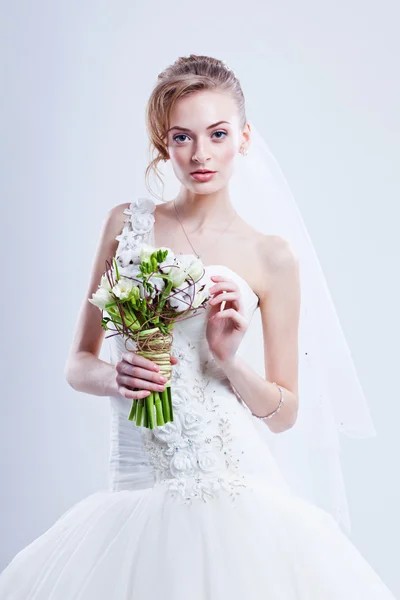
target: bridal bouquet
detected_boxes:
[89,244,210,429]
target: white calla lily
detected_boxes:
[112,277,135,300]
[99,272,112,291]
[88,287,113,310]
[192,287,209,309]
[185,258,204,283]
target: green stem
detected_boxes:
[161,388,171,422]
[128,328,174,428]
[157,280,174,311]
[128,399,137,421]
[136,399,144,426]
[167,386,174,421]
[154,392,165,426]
[146,392,156,429]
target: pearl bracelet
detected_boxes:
[251,382,284,420]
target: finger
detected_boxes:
[170,356,179,364]
[209,308,248,329]
[117,374,167,393]
[118,362,167,384]
[210,291,245,316]
[209,291,238,303]
[210,275,232,282]
[122,351,160,372]
[209,280,239,295]
[118,385,151,399]
[209,291,240,310]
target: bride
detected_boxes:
[0,54,396,599]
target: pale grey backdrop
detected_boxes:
[1,0,399,594]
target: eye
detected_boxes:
[212,130,228,140]
[172,130,228,144]
[173,134,190,143]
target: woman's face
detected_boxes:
[166,90,250,193]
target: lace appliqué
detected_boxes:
[141,337,247,506]
[115,197,156,255]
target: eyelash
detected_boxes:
[172,130,228,143]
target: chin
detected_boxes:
[192,185,220,196]
[186,179,227,195]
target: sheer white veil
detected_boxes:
[142,121,377,535]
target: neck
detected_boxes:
[174,185,236,231]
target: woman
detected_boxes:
[0,55,396,599]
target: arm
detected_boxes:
[64,203,129,397]
[215,236,301,434]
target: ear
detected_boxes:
[240,122,251,153]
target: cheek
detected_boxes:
[169,147,187,172]
[168,149,189,183]
[220,145,237,165]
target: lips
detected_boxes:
[190,171,216,182]
[191,170,215,174]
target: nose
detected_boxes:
[192,141,211,165]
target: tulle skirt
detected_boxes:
[0,474,396,599]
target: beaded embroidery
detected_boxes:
[114,197,247,505]
[141,337,247,505]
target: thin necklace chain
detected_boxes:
[173,199,238,260]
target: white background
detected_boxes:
[1,0,399,594]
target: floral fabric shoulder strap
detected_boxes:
[115,197,156,257]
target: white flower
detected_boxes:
[169,255,205,288]
[168,277,209,313]
[116,269,162,301]
[130,197,155,215]
[168,258,187,288]
[196,448,225,474]
[88,287,113,310]
[140,243,157,262]
[180,410,204,438]
[158,247,176,274]
[130,212,155,236]
[168,283,196,312]
[99,272,112,291]
[170,383,193,408]
[153,418,182,444]
[192,284,210,309]
[169,451,196,477]
[146,274,166,298]
[112,277,135,300]
[117,272,147,299]
[185,257,205,283]
[125,230,143,247]
[116,248,142,267]
[117,263,142,283]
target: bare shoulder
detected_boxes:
[255,234,299,298]
[94,201,131,245]
[109,201,131,232]
[261,234,299,271]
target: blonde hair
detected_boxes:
[145,54,247,199]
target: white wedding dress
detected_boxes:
[0,197,396,599]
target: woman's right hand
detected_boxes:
[116,352,178,399]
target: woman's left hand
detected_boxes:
[205,275,249,363]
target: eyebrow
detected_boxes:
[167,120,231,134]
